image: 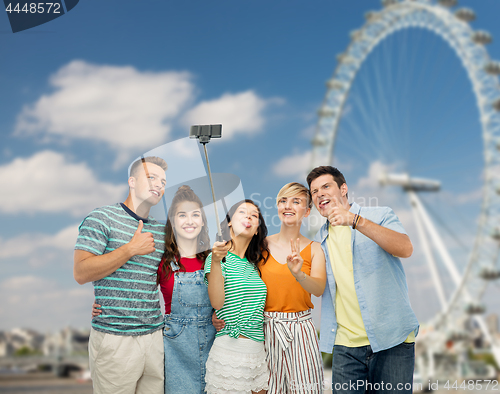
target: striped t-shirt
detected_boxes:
[204,252,267,342]
[75,203,165,336]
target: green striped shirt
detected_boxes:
[75,203,165,336]
[204,252,267,342]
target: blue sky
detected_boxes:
[1,0,500,332]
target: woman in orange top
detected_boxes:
[261,182,326,393]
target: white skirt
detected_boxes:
[205,335,269,393]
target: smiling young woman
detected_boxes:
[157,185,215,393]
[260,182,326,393]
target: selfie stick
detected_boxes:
[189,124,224,242]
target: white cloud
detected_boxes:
[0,225,78,261]
[271,150,355,180]
[272,150,312,178]
[0,276,93,331]
[181,91,276,139]
[14,61,282,166]
[355,161,396,191]
[15,60,195,164]
[0,150,127,216]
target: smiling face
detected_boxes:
[130,162,167,206]
[173,201,204,241]
[277,193,310,225]
[310,174,348,217]
[229,202,260,239]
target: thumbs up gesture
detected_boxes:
[327,197,354,227]
[128,220,156,256]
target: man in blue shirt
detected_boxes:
[307,166,419,394]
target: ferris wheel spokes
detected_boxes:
[381,172,500,366]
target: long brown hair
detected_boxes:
[157,185,211,284]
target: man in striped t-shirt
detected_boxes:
[74,156,167,394]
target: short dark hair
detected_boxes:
[130,156,168,178]
[306,166,347,189]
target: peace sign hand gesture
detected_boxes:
[286,238,304,278]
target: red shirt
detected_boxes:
[157,257,204,314]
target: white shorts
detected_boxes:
[88,328,164,394]
[205,335,269,393]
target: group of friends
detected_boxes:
[73,156,419,394]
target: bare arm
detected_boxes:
[328,198,413,258]
[287,239,326,296]
[355,216,413,258]
[73,220,156,285]
[206,241,229,310]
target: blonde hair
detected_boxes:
[276,182,312,208]
[130,156,168,177]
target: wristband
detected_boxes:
[352,214,358,229]
[353,214,361,230]
[296,272,307,282]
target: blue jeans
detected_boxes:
[163,269,216,393]
[332,343,415,394]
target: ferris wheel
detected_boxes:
[310,0,500,379]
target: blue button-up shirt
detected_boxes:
[315,202,419,354]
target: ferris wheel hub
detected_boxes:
[379,172,441,192]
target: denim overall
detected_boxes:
[163,262,216,393]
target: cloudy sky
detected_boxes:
[1,0,500,332]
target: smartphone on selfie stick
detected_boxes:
[189,124,225,244]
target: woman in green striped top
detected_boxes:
[204,199,270,394]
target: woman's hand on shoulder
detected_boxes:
[211,241,230,264]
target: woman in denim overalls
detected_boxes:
[163,264,215,392]
[159,185,215,393]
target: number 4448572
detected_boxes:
[5,3,61,13]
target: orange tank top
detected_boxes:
[260,242,314,312]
